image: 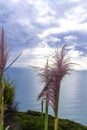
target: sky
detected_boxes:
[0,0,87,70]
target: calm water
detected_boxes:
[5,67,87,125]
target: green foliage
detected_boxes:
[15,110,87,130]
[4,79,18,130]
[4,80,15,106]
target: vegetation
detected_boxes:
[33,45,74,130]
[0,27,9,130]
[0,27,21,130]
[37,59,50,130]
[4,79,17,128]
[14,110,87,130]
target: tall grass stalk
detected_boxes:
[0,79,5,130]
[31,44,74,130]
[49,45,74,130]
[37,60,51,130]
[54,83,60,130]
[0,27,8,130]
[0,27,21,130]
[44,94,48,130]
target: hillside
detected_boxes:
[6,110,87,130]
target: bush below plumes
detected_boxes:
[6,110,87,130]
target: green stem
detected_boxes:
[0,96,4,130]
[0,79,4,130]
[54,83,60,130]
[41,99,44,130]
[44,95,48,130]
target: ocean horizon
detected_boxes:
[5,67,87,126]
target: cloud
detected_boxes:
[64,35,78,45]
[0,0,87,69]
[10,0,20,3]
[66,45,87,70]
[8,44,87,70]
[10,44,54,67]
[64,35,78,41]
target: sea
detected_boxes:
[5,67,87,126]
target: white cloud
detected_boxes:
[1,0,87,70]
[16,45,54,67]
[38,17,87,39]
[68,48,87,70]
[59,19,87,32]
[36,15,55,25]
[34,1,87,39]
[48,36,61,43]
[37,27,59,38]
[10,44,87,70]
[64,35,78,45]
[65,5,87,23]
[16,18,31,26]
[10,0,20,3]
[73,56,87,70]
[69,0,82,2]
[64,35,78,41]
[26,0,55,16]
